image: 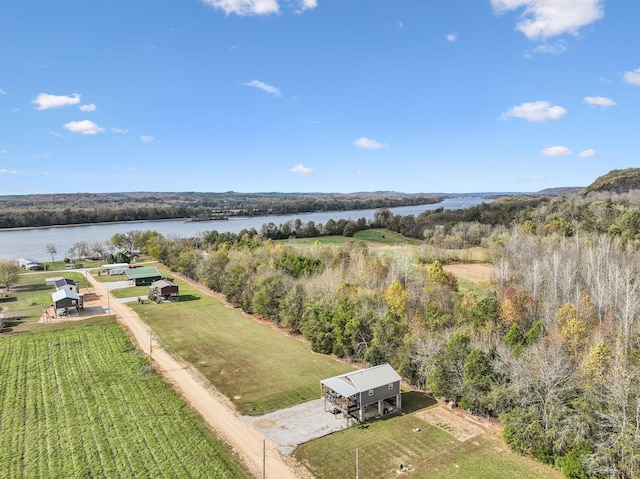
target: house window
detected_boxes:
[368,389,374,396]
[388,383,393,390]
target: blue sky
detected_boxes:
[0,0,638,195]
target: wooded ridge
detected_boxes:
[0,191,445,229]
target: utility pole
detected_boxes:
[149,332,155,359]
[355,448,359,479]
[263,439,266,479]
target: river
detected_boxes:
[0,196,486,262]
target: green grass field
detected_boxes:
[296,394,563,479]
[0,320,248,479]
[129,279,354,415]
[280,228,423,247]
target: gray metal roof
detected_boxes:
[321,376,359,398]
[321,364,401,395]
[151,279,176,288]
[52,289,79,302]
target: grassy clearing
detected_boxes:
[353,229,423,246]
[455,277,494,296]
[296,394,562,479]
[0,321,248,479]
[129,279,354,415]
[280,229,423,248]
[91,271,129,283]
[110,285,151,298]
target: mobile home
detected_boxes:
[101,263,130,275]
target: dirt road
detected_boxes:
[86,273,313,479]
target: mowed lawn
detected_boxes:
[0,320,248,479]
[296,395,563,479]
[129,280,354,415]
[279,228,423,247]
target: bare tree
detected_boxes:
[615,261,640,351]
[88,241,104,260]
[522,258,544,323]
[590,366,640,478]
[46,243,57,263]
[584,236,613,323]
[510,340,578,438]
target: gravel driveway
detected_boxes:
[240,398,351,454]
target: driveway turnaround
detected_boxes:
[240,398,350,455]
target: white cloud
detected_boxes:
[290,164,314,175]
[0,88,6,95]
[32,93,81,110]
[354,137,388,150]
[356,170,369,177]
[243,80,281,97]
[584,96,616,107]
[79,103,96,112]
[295,0,317,13]
[500,100,567,122]
[398,21,404,29]
[111,127,129,134]
[623,67,640,85]
[127,167,138,172]
[531,40,567,55]
[0,169,17,174]
[63,120,105,135]
[446,33,458,42]
[541,145,572,156]
[579,148,596,158]
[456,171,471,177]
[0,149,6,154]
[491,0,604,40]
[202,0,279,16]
[140,135,155,143]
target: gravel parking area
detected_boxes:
[240,398,350,454]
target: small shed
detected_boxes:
[150,279,179,300]
[321,364,402,422]
[125,267,162,286]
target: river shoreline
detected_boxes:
[0,197,487,262]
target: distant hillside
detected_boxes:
[535,187,583,196]
[582,168,640,195]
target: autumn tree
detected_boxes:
[555,303,589,360]
[384,280,408,317]
[427,260,458,291]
